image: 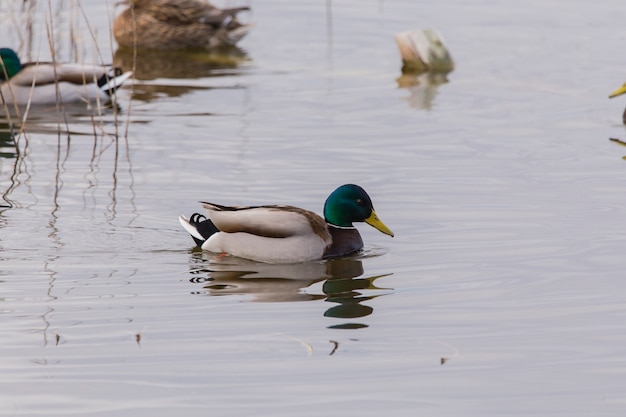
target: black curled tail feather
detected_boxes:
[96,68,120,88]
[97,67,127,96]
[189,213,219,247]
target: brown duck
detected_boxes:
[113,0,251,50]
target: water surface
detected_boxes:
[2,0,626,416]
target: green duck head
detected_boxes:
[323,184,394,237]
[0,48,22,81]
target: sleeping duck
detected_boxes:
[179,184,394,264]
[0,48,131,106]
[113,0,251,51]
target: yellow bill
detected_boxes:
[609,83,626,99]
[365,210,394,237]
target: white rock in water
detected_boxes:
[395,29,454,74]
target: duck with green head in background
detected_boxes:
[0,48,131,106]
[179,184,394,264]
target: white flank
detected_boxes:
[1,63,131,105]
[202,232,328,264]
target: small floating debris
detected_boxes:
[395,29,454,74]
[329,340,339,356]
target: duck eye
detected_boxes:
[356,198,364,206]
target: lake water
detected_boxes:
[2,0,626,415]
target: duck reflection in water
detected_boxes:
[188,254,392,328]
[0,122,19,208]
[0,122,17,159]
[113,47,248,102]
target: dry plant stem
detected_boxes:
[0,1,35,207]
[0,48,24,122]
[1,3,21,122]
[2,0,30,157]
[69,0,79,61]
[103,0,124,141]
[46,0,71,139]
[77,1,109,140]
[10,1,24,47]
[0,65,21,142]
[123,4,138,141]
[106,4,119,139]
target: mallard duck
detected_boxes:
[113,0,251,51]
[0,48,132,106]
[179,184,394,264]
[609,82,626,123]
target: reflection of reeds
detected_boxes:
[0,1,136,215]
[0,2,140,348]
[0,125,19,208]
